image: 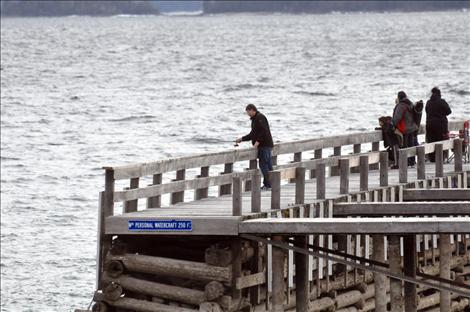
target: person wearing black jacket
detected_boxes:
[426,87,452,162]
[236,104,274,189]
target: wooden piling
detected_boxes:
[295,167,306,204]
[316,163,326,199]
[403,235,417,312]
[388,235,403,312]
[454,139,463,172]
[272,235,285,312]
[372,235,386,312]
[435,143,444,177]
[379,151,388,187]
[295,235,309,312]
[359,155,368,191]
[339,158,350,194]
[417,146,425,180]
[440,234,451,312]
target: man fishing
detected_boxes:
[236,104,274,190]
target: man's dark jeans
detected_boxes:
[258,147,273,187]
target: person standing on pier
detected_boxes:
[393,91,418,166]
[236,104,274,190]
[425,87,452,162]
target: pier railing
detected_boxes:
[102,120,466,217]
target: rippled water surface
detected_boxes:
[1,12,469,311]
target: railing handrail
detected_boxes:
[105,120,465,180]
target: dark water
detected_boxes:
[1,12,469,311]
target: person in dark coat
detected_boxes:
[392,91,418,166]
[425,87,452,162]
[236,104,274,189]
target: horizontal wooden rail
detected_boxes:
[333,202,470,216]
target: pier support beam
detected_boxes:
[272,235,285,312]
[372,234,387,312]
[295,235,309,312]
[389,235,403,312]
[404,235,417,312]
[440,234,451,312]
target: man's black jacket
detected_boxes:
[242,112,274,148]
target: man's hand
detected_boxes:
[254,141,260,148]
[235,138,242,144]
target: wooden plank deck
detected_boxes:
[106,163,469,235]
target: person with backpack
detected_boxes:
[392,91,418,166]
[425,87,452,162]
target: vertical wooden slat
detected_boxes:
[359,155,368,191]
[245,159,258,191]
[310,148,323,179]
[232,176,242,216]
[417,145,426,180]
[290,152,302,183]
[440,234,451,312]
[125,177,139,212]
[251,170,261,213]
[372,234,387,312]
[371,141,380,170]
[454,139,463,172]
[435,143,444,177]
[351,144,361,173]
[195,166,209,200]
[295,167,306,204]
[295,235,308,312]
[219,163,233,196]
[339,158,349,194]
[171,169,185,204]
[404,235,417,312]
[331,146,341,176]
[270,171,281,210]
[272,235,285,312]
[389,235,403,312]
[399,149,408,183]
[147,173,162,208]
[316,163,326,199]
[379,151,388,187]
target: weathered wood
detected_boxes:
[250,241,263,305]
[100,169,115,289]
[372,234,387,312]
[403,189,470,201]
[417,145,426,180]
[231,240,242,299]
[251,170,261,213]
[103,274,207,305]
[103,296,197,312]
[219,163,233,196]
[379,151,388,187]
[295,167,306,205]
[195,166,209,200]
[232,176,242,217]
[245,159,258,191]
[339,158,350,194]
[107,254,232,283]
[371,141,380,170]
[436,143,444,177]
[316,163,326,199]
[171,169,186,204]
[270,171,281,210]
[359,155,368,191]
[272,235,285,312]
[399,149,408,183]
[388,235,403,312]
[147,173,162,208]
[352,144,361,173]
[440,234,451,312]
[205,281,225,301]
[294,235,309,312]
[454,139,463,172]
[332,202,470,216]
[310,148,323,179]
[404,235,417,312]
[331,146,342,176]
[125,177,139,212]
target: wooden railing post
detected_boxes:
[270,171,281,210]
[339,158,349,194]
[100,169,115,288]
[232,176,242,216]
[147,173,162,208]
[289,152,302,183]
[435,143,444,177]
[417,146,425,180]
[316,163,326,200]
[352,144,361,173]
[389,235,403,312]
[399,149,408,183]
[371,141,380,170]
[295,167,306,204]
[195,166,209,200]
[440,234,451,312]
[126,177,139,212]
[404,235,417,312]
[454,139,463,172]
[379,151,388,187]
[245,159,258,191]
[310,149,322,179]
[331,146,341,176]
[219,163,233,196]
[171,169,185,204]
[251,170,261,213]
[359,155,369,191]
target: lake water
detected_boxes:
[1,11,469,311]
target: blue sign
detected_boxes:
[128,220,193,232]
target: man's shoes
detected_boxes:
[260,186,271,191]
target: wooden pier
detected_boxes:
[80,121,470,312]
